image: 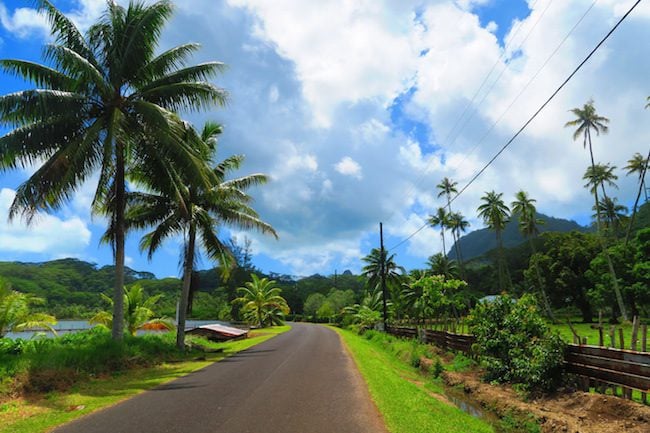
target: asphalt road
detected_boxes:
[54,323,388,433]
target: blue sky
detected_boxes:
[1,0,649,279]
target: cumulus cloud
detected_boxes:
[0,3,49,38]
[0,188,91,256]
[335,157,362,179]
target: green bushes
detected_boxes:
[468,294,565,393]
[0,328,198,396]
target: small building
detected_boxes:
[187,323,249,342]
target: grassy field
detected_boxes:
[0,326,290,433]
[333,327,494,433]
[550,321,641,349]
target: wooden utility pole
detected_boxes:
[380,222,387,331]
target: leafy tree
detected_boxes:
[303,293,326,318]
[511,191,552,318]
[468,294,565,394]
[525,232,600,322]
[234,274,289,328]
[428,207,451,257]
[477,191,511,291]
[90,284,173,336]
[0,279,56,337]
[411,275,467,322]
[0,0,227,340]
[117,121,276,349]
[566,100,627,321]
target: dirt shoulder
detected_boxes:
[442,368,650,433]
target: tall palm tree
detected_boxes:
[593,197,628,236]
[583,163,618,205]
[114,122,277,349]
[447,211,470,273]
[566,100,627,321]
[477,191,511,291]
[0,1,227,340]
[511,191,553,319]
[428,207,450,257]
[624,150,650,244]
[436,178,461,259]
[234,274,289,328]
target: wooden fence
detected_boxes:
[386,323,650,402]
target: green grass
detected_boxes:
[333,327,494,433]
[0,326,290,433]
[550,321,640,349]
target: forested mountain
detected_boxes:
[449,212,589,261]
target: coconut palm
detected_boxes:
[0,280,57,337]
[426,253,459,279]
[447,211,469,272]
[361,248,405,292]
[0,1,227,340]
[436,178,461,258]
[566,100,627,321]
[113,121,277,349]
[583,163,618,205]
[428,207,451,257]
[593,197,628,236]
[477,191,511,291]
[89,284,174,337]
[511,191,553,319]
[624,151,650,244]
[234,274,289,328]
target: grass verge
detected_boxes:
[0,326,290,433]
[332,327,494,433]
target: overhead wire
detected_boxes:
[388,0,643,252]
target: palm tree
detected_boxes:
[0,1,227,340]
[566,100,627,321]
[511,191,553,319]
[428,207,450,257]
[115,122,277,349]
[477,191,511,291]
[593,197,628,236]
[436,178,461,259]
[447,211,470,273]
[234,274,289,328]
[426,253,459,279]
[0,279,56,337]
[89,284,174,336]
[624,150,650,244]
[583,163,618,205]
[361,248,405,291]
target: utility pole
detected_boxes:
[380,222,387,331]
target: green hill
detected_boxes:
[449,212,589,261]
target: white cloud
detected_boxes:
[0,3,49,38]
[334,156,362,179]
[0,188,91,256]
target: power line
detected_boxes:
[381,0,547,225]
[388,0,642,252]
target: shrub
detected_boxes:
[468,294,565,393]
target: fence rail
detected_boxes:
[386,324,650,399]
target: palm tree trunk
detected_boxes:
[177,222,196,351]
[441,231,446,258]
[529,238,554,321]
[112,140,126,341]
[588,131,628,322]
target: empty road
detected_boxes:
[54,323,387,433]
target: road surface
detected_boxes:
[54,323,388,433]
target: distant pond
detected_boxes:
[5,319,227,340]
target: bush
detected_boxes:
[468,294,565,393]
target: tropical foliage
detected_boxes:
[234,274,289,328]
[89,284,173,337]
[0,279,56,337]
